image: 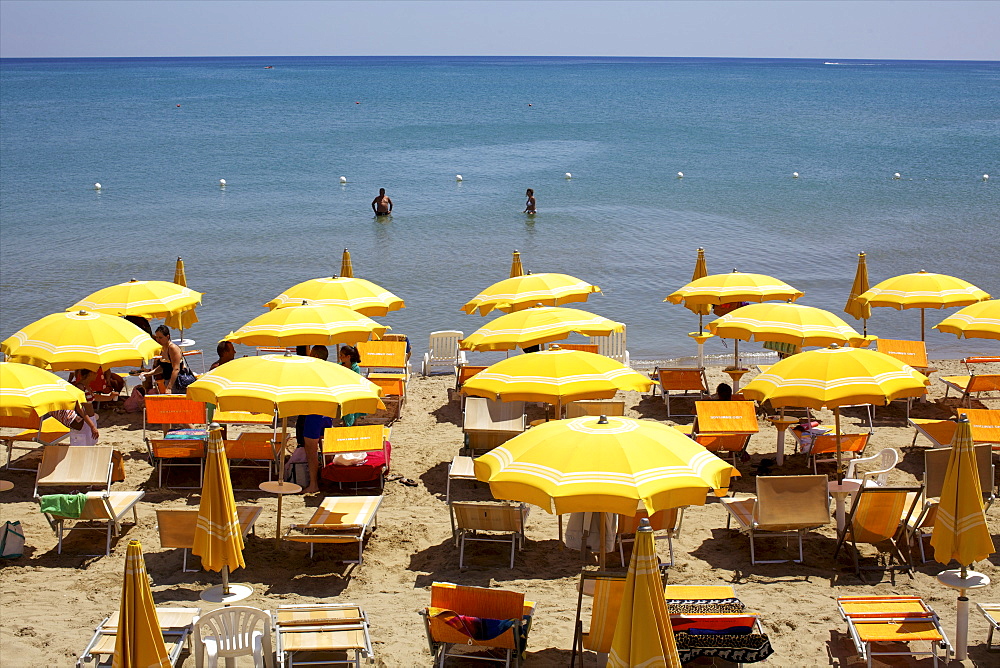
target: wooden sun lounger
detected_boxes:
[274,603,373,667]
[285,495,383,563]
[76,607,201,668]
[156,506,262,572]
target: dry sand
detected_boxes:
[1,359,998,667]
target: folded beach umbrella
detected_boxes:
[224,302,388,347]
[685,247,712,318]
[112,540,170,668]
[265,276,405,317]
[843,252,872,334]
[69,279,203,319]
[742,345,928,480]
[460,306,623,351]
[193,426,246,599]
[462,347,653,417]
[708,303,866,349]
[856,270,991,340]
[933,300,1000,341]
[0,362,86,419]
[474,416,736,516]
[509,250,524,278]
[461,272,602,316]
[608,519,682,668]
[1,311,160,371]
[164,257,199,333]
[340,248,354,278]
[665,270,803,307]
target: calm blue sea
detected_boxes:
[1,56,998,363]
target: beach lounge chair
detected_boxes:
[285,495,382,563]
[462,396,526,455]
[837,596,951,667]
[615,505,683,567]
[156,506,262,572]
[1,413,70,471]
[193,605,274,668]
[423,330,467,376]
[722,474,830,564]
[875,338,937,375]
[833,485,922,582]
[143,394,208,441]
[77,607,200,668]
[147,438,205,489]
[570,571,626,667]
[452,501,528,569]
[34,445,144,556]
[564,399,626,418]
[224,433,280,489]
[653,367,708,417]
[843,447,899,488]
[273,604,373,668]
[357,340,410,379]
[688,400,758,462]
[661,585,775,664]
[940,373,1000,407]
[319,425,391,490]
[556,343,600,354]
[976,602,1000,651]
[420,582,535,668]
[589,326,629,367]
[361,373,404,424]
[807,433,870,473]
[909,409,1000,449]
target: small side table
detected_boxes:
[259,480,302,545]
[938,569,990,661]
[828,479,861,533]
[172,338,196,348]
[724,367,750,393]
[768,416,799,466]
[0,480,13,492]
[688,332,714,369]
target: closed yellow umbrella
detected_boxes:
[509,250,524,278]
[164,257,199,333]
[460,306,623,352]
[0,362,86,419]
[462,347,653,417]
[856,270,991,340]
[192,426,245,599]
[844,252,872,334]
[112,540,170,668]
[608,519,682,668]
[742,345,928,481]
[1,311,160,371]
[265,277,404,316]
[70,279,203,319]
[474,416,736,515]
[934,300,1000,341]
[223,302,388,347]
[708,303,866,348]
[461,273,602,316]
[340,249,354,278]
[686,247,711,318]
[665,271,803,307]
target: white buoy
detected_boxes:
[677,172,684,178]
[456,175,463,182]
[983,174,989,182]
[339,176,347,184]
[94,183,102,190]
[893,172,901,179]
[219,179,226,186]
[792,172,799,178]
[565,172,572,179]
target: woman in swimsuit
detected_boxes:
[141,325,184,393]
[523,188,536,214]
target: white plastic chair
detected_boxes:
[589,326,630,367]
[194,606,273,668]
[844,448,899,488]
[422,330,467,376]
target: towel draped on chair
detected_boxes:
[39,493,87,518]
[428,607,527,653]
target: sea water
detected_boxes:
[1,56,998,363]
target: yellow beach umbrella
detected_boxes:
[340,249,354,278]
[1,311,160,371]
[844,252,872,334]
[192,426,245,598]
[608,519,682,668]
[112,540,170,668]
[742,345,928,480]
[665,271,803,307]
[857,270,991,340]
[265,277,405,317]
[708,303,866,348]
[461,273,602,316]
[0,362,86,419]
[509,250,524,278]
[934,300,1000,341]
[462,347,653,417]
[164,257,199,333]
[460,306,624,352]
[70,279,203,319]
[474,416,736,516]
[224,302,388,347]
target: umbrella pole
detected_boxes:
[276,416,289,544]
[599,512,606,570]
[222,564,230,596]
[921,308,926,341]
[834,408,843,484]
[734,339,739,369]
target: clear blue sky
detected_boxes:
[1,0,997,60]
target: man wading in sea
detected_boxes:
[372,188,393,216]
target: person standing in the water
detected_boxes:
[523,188,536,214]
[372,188,393,216]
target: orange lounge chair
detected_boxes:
[875,338,936,374]
[940,374,1000,407]
[837,596,951,667]
[654,368,708,417]
[1,413,70,471]
[571,571,625,667]
[834,486,922,582]
[564,400,626,418]
[615,505,683,567]
[806,433,870,473]
[357,340,410,378]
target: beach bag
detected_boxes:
[123,386,146,413]
[284,448,310,487]
[175,360,197,392]
[0,521,25,559]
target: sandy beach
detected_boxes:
[1,359,997,667]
